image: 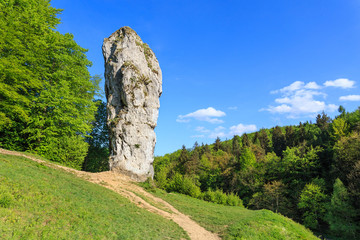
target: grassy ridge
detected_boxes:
[0,153,188,239]
[149,189,319,240]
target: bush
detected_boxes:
[200,189,243,207]
[155,166,169,190]
[202,189,216,202]
[165,174,243,207]
[227,192,244,207]
[214,189,227,205]
[182,177,201,198]
[38,135,89,170]
[166,173,201,198]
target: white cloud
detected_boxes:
[339,95,360,101]
[229,124,257,136]
[264,81,338,118]
[324,78,355,89]
[272,81,323,95]
[266,104,292,113]
[305,82,322,89]
[195,124,257,139]
[208,126,226,138]
[195,126,210,133]
[177,107,226,124]
[277,81,304,93]
[326,104,339,112]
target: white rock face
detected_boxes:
[102,27,162,181]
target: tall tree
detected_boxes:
[213,137,221,152]
[316,112,331,132]
[326,178,357,239]
[83,100,109,172]
[272,126,286,157]
[241,133,250,148]
[298,183,327,230]
[232,135,241,160]
[0,0,99,169]
[333,132,360,186]
[285,126,296,147]
[259,129,271,153]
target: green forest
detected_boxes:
[0,0,107,171]
[152,108,360,239]
[1,0,359,239]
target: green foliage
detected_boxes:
[333,132,360,186]
[330,117,349,141]
[0,0,99,169]
[226,192,243,207]
[166,173,201,198]
[239,147,256,169]
[153,107,360,236]
[249,181,289,214]
[83,100,109,172]
[37,135,89,170]
[298,183,327,230]
[272,126,286,157]
[326,178,358,239]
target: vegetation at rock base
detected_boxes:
[152,106,360,239]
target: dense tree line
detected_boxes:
[0,0,104,169]
[153,107,360,239]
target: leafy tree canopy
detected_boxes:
[0,0,100,168]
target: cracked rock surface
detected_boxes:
[102,26,162,181]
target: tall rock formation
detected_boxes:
[102,27,162,181]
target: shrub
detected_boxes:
[166,173,201,198]
[155,167,169,190]
[202,189,216,202]
[182,176,201,198]
[214,189,227,205]
[38,135,89,170]
[227,192,244,207]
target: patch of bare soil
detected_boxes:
[0,148,220,240]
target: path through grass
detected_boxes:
[0,153,188,239]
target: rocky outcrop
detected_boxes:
[102,26,162,181]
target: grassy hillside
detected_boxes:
[147,188,319,240]
[0,152,319,239]
[0,153,188,239]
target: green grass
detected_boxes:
[0,153,188,239]
[150,189,319,240]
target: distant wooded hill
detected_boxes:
[153,107,360,239]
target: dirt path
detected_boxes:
[0,149,220,240]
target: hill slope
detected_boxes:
[0,151,188,239]
[0,149,318,239]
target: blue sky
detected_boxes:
[51,0,360,156]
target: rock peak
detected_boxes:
[103,27,162,181]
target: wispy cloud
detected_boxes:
[195,124,257,139]
[177,107,226,124]
[229,124,257,136]
[271,81,321,94]
[324,78,355,89]
[228,106,238,110]
[263,80,339,118]
[339,95,360,101]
